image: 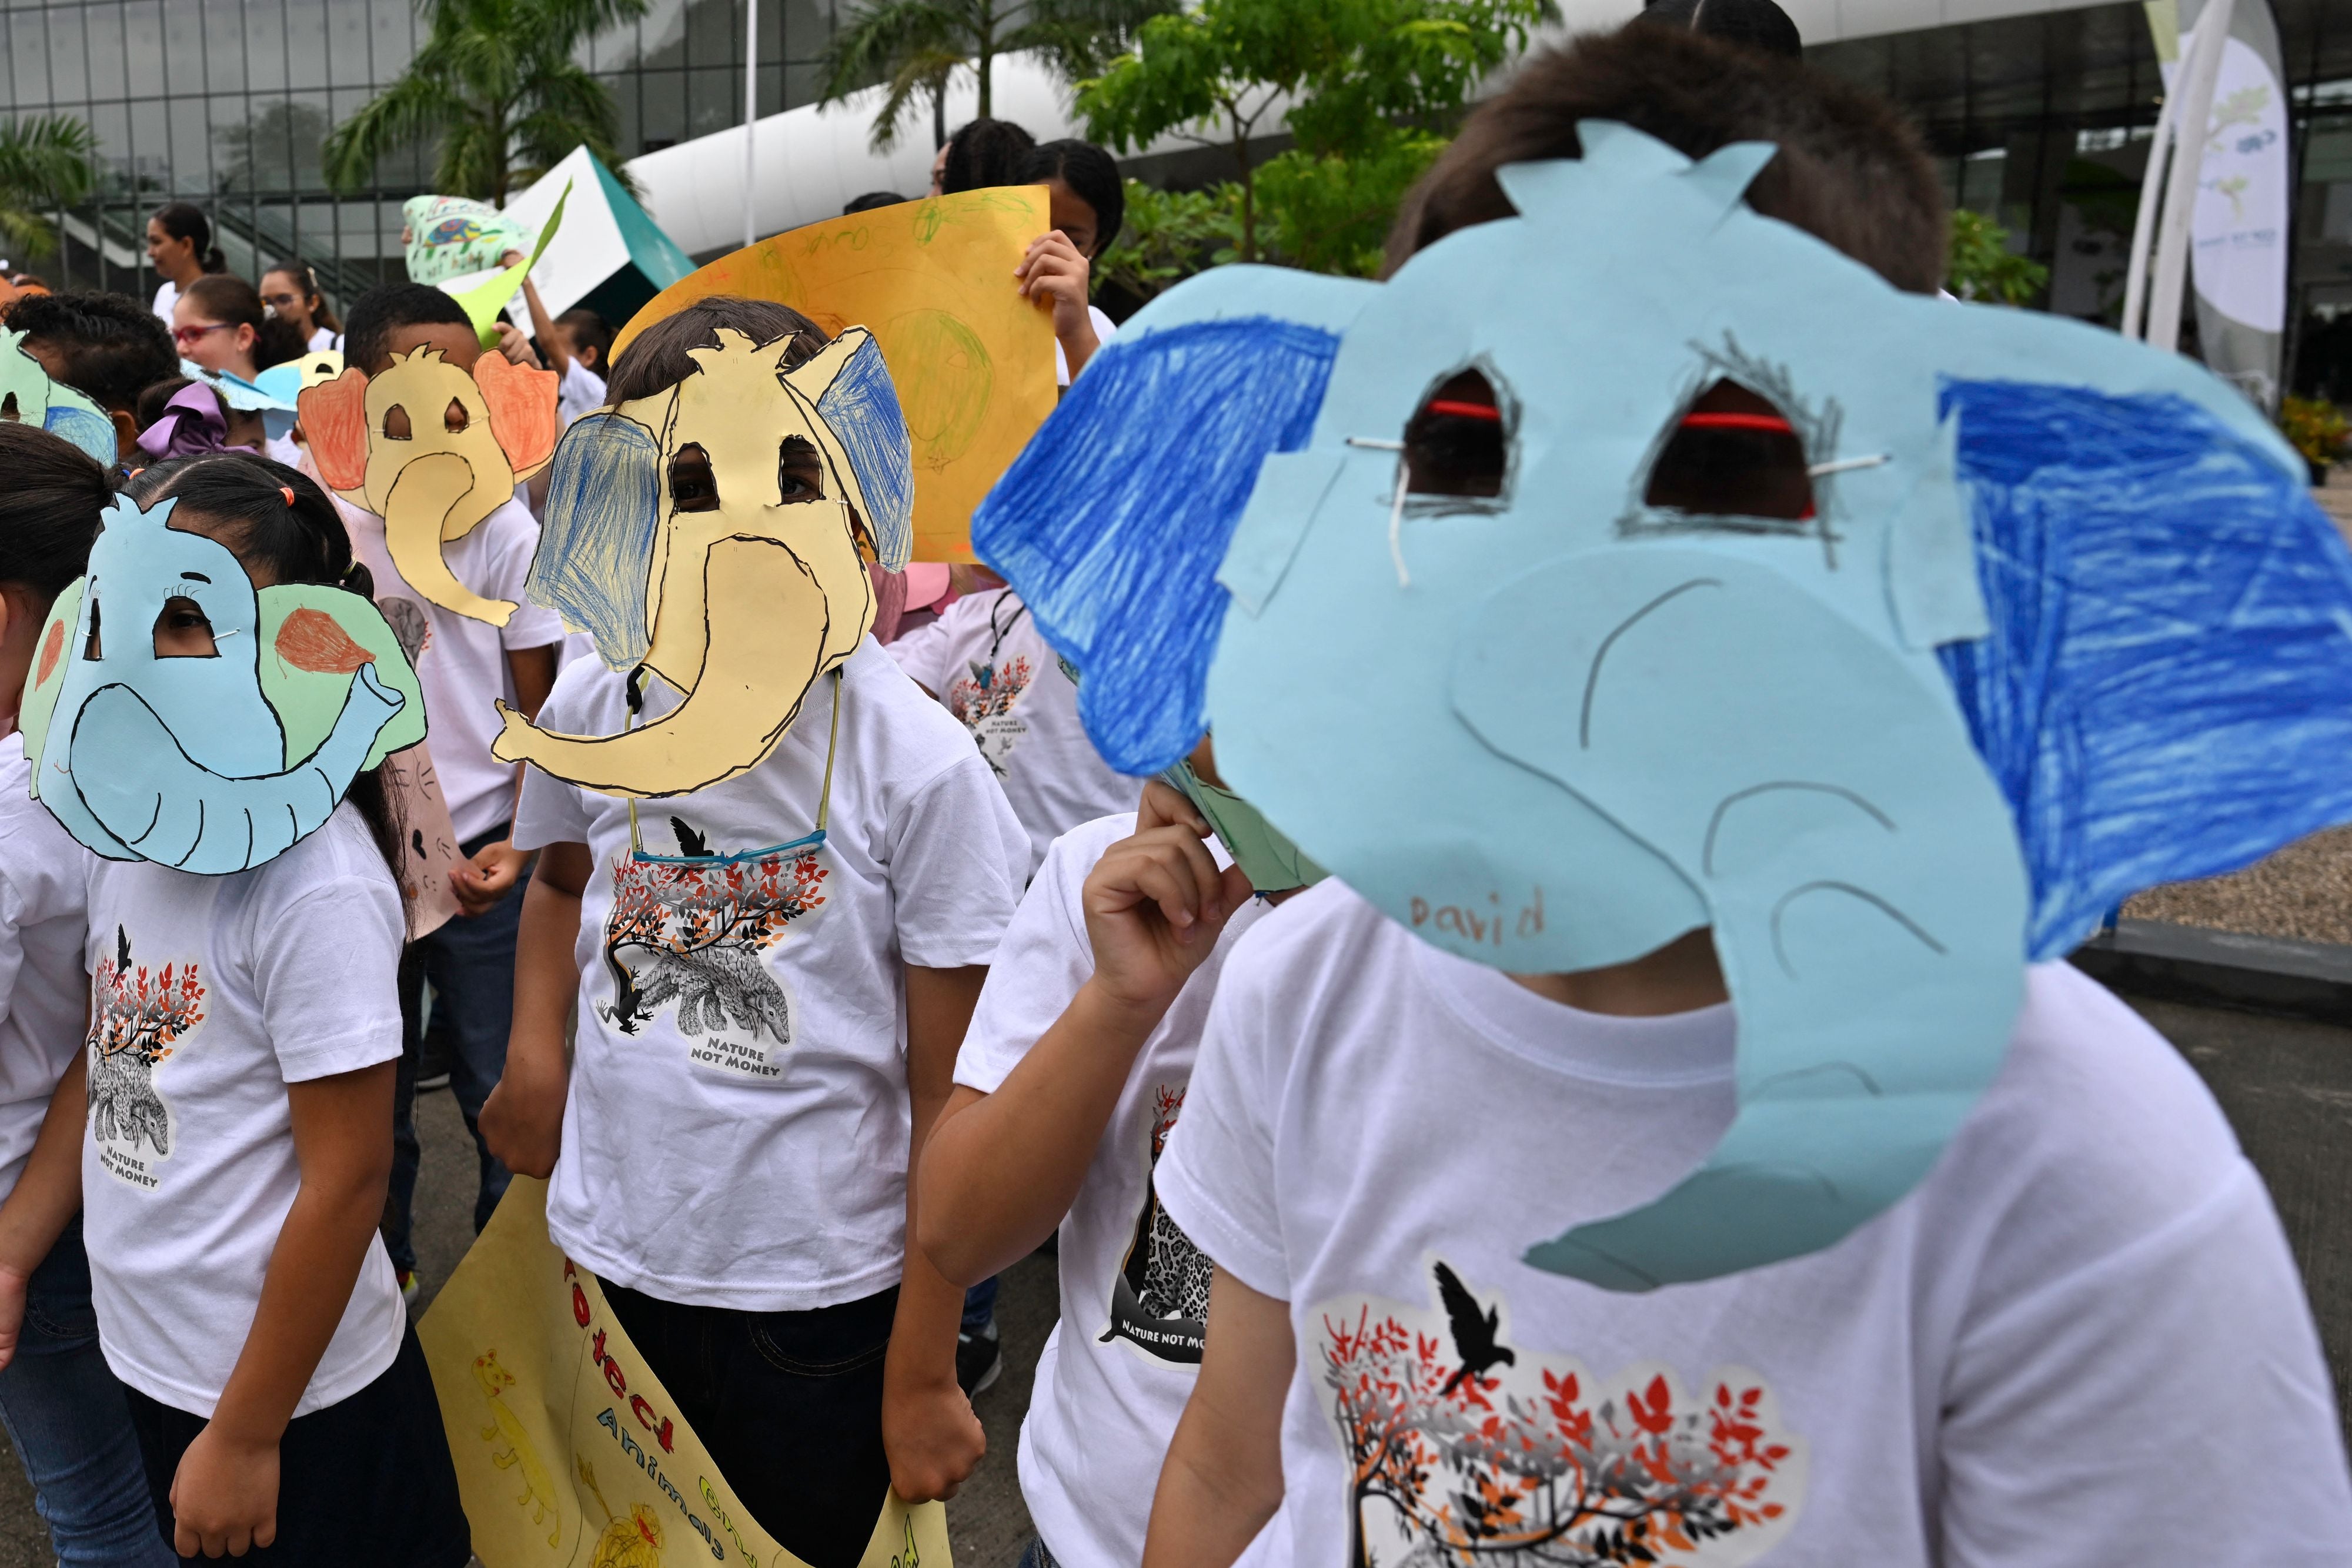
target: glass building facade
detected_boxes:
[0,0,846,303]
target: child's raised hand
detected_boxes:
[1016,230,1101,374]
[1080,781,1253,1029]
[171,1421,280,1557]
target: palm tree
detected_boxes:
[821,0,1174,155]
[0,116,96,259]
[323,0,649,208]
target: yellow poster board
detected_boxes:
[419,1178,951,1568]
[612,189,1058,563]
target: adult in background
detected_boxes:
[145,202,223,325]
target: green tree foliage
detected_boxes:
[1094,178,1241,302]
[820,0,1173,155]
[322,0,648,207]
[0,115,96,259]
[1255,128,1446,277]
[1946,208,2049,307]
[1075,0,1549,262]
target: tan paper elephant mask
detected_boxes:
[300,347,558,626]
[494,325,914,797]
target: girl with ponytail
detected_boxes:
[145,203,223,326]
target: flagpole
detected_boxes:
[744,0,759,250]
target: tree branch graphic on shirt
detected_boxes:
[600,818,828,1080]
[86,925,203,1188]
[1101,1083,1214,1364]
[1316,1263,1805,1567]
[947,653,1034,777]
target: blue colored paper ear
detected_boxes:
[1939,379,2352,957]
[972,265,1373,775]
[811,330,914,570]
[528,411,664,668]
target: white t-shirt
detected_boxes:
[556,358,607,426]
[513,638,1030,1311]
[956,813,1272,1568]
[1159,883,2352,1567]
[1055,304,1118,387]
[306,326,342,353]
[338,495,564,843]
[151,280,178,323]
[891,589,1148,877]
[0,734,92,1201]
[81,805,407,1419]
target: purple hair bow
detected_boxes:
[135,383,227,460]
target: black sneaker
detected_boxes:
[956,1319,1002,1396]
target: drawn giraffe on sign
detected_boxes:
[473,1349,562,1547]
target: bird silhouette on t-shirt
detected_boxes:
[671,817,710,858]
[1436,1261,1515,1396]
[116,924,132,975]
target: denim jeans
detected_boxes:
[962,1275,998,1333]
[601,1279,898,1568]
[1015,1536,1060,1568]
[0,1215,178,1567]
[384,825,527,1273]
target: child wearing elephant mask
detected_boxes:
[0,454,472,1565]
[328,282,567,1300]
[479,297,1030,1567]
[970,23,2352,1568]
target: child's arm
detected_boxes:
[454,644,560,916]
[506,251,573,377]
[920,784,1252,1285]
[1142,1266,1294,1568]
[881,963,991,1503]
[479,838,590,1179]
[0,1041,88,1371]
[1017,231,1102,377]
[172,1057,395,1558]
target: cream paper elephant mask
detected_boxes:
[497,326,914,796]
[18,494,425,874]
[300,347,558,626]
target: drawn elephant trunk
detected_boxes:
[66,665,406,874]
[493,536,830,797]
[1452,549,2029,1290]
[382,450,519,627]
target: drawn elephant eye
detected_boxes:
[1404,369,1506,499]
[669,443,720,513]
[152,596,219,659]
[443,398,469,434]
[1643,380,1813,523]
[778,435,825,504]
[383,403,412,440]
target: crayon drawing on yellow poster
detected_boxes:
[612,188,1057,563]
[419,1177,953,1568]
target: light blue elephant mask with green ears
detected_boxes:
[18,493,426,875]
[973,122,2352,1291]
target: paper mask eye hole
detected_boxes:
[1404,370,1506,499]
[82,595,101,660]
[443,397,469,434]
[151,596,219,659]
[383,403,413,441]
[669,443,720,513]
[1,391,19,421]
[1643,379,1813,522]
[777,434,826,504]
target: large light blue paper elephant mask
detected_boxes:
[18,494,426,875]
[973,123,2352,1291]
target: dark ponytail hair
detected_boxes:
[119,453,403,888]
[152,202,225,275]
[264,260,342,336]
[0,422,112,604]
[941,118,1038,195]
[1013,139,1125,257]
[181,274,306,370]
